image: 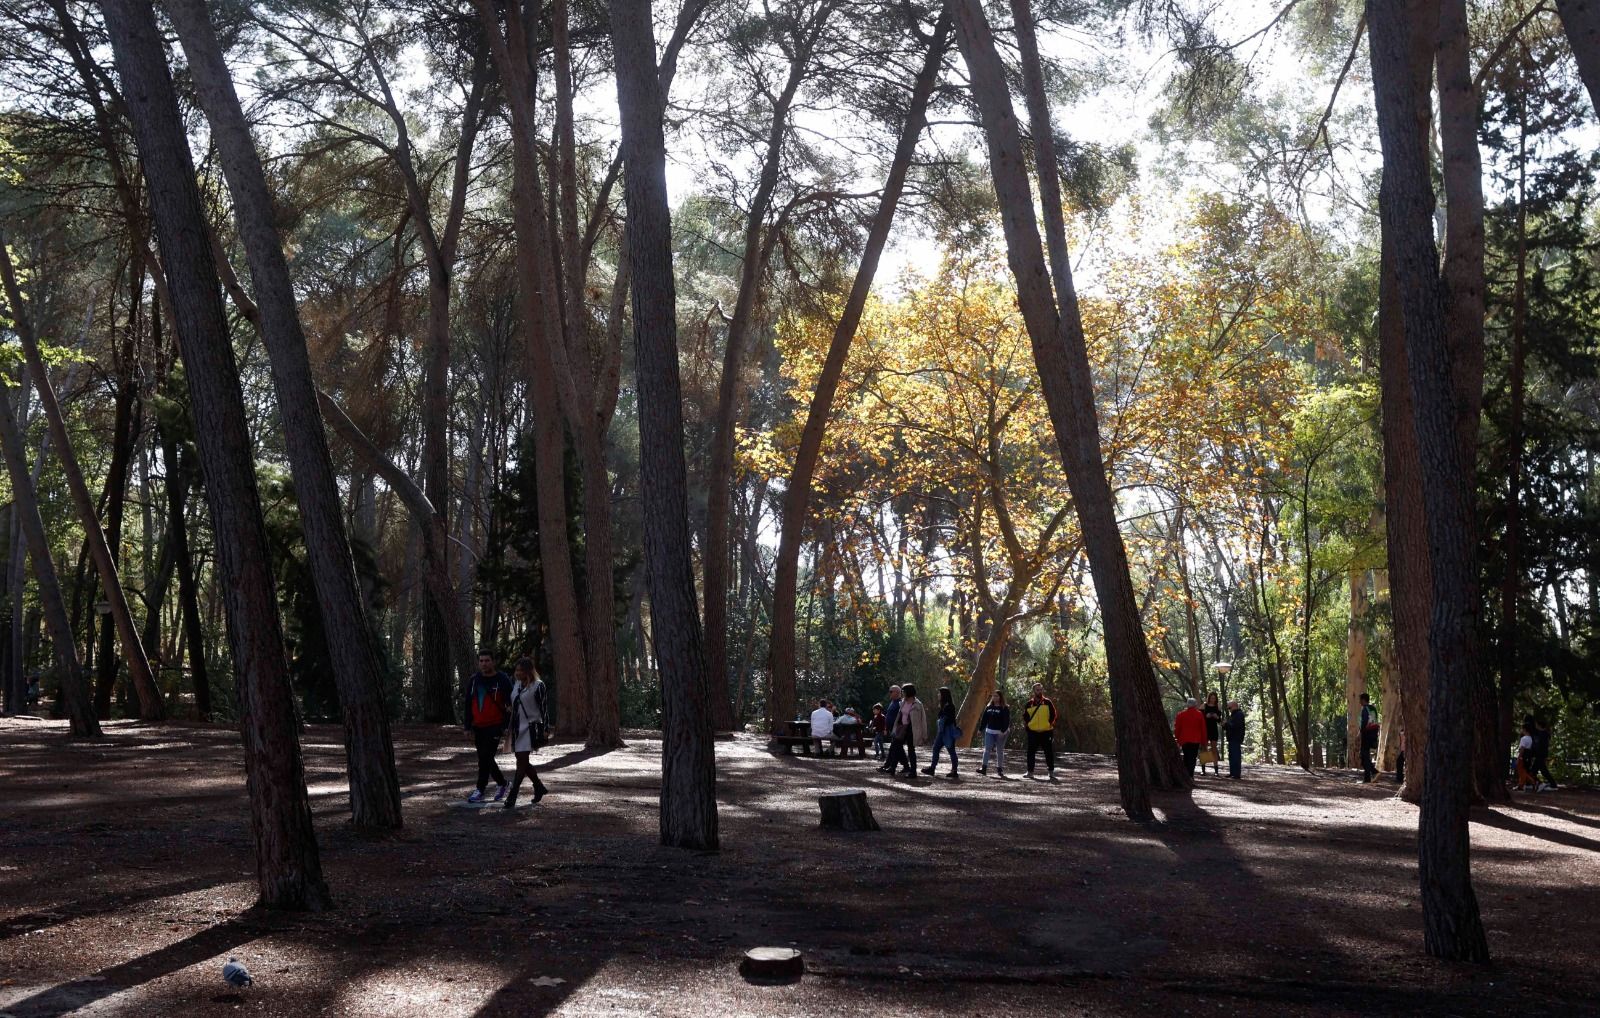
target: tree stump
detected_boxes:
[818,789,879,831]
[740,946,804,982]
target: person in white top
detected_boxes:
[810,699,836,755]
[504,657,549,809]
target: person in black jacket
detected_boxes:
[1358,693,1380,782]
[979,689,1011,777]
[463,651,514,803]
[1531,715,1559,790]
[1224,700,1246,779]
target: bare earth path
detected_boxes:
[1,718,1596,1016]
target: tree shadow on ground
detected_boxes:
[0,915,261,1017]
[0,873,234,944]
[1472,807,1600,853]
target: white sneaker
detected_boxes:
[1537,783,1552,792]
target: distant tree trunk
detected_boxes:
[91,352,139,717]
[1345,569,1369,769]
[158,416,210,720]
[1367,0,1490,962]
[0,385,97,737]
[100,0,328,909]
[955,0,1184,821]
[0,239,162,721]
[165,0,405,828]
[1499,86,1530,785]
[1555,0,1600,114]
[611,0,718,850]
[768,13,950,733]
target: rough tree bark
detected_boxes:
[955,0,1185,821]
[100,0,328,910]
[1345,568,1369,769]
[156,413,211,720]
[611,0,719,849]
[0,238,162,721]
[1555,0,1600,112]
[162,0,404,829]
[1367,0,1491,963]
[768,11,950,733]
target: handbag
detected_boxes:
[1198,747,1218,766]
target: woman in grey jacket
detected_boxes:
[504,657,549,808]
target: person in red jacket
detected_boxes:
[1174,697,1208,777]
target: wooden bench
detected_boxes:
[772,731,869,758]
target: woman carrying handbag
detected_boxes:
[504,657,550,809]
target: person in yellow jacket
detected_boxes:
[1023,683,1058,781]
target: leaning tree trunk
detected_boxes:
[0,238,162,721]
[1556,0,1600,114]
[91,358,139,718]
[955,0,1184,822]
[100,0,328,910]
[1367,0,1491,963]
[0,385,98,737]
[165,0,404,829]
[157,415,211,720]
[768,13,949,734]
[611,0,718,850]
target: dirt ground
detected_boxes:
[0,718,1596,1017]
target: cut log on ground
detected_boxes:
[818,789,879,832]
[740,946,804,982]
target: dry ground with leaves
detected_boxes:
[1,717,1596,1017]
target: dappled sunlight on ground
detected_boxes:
[1,717,1595,1015]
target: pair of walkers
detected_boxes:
[878,683,929,778]
[464,651,549,808]
[969,684,1054,778]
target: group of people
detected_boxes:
[804,682,1064,781]
[462,650,550,808]
[1173,693,1248,779]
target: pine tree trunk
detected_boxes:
[955,0,1184,822]
[100,0,328,909]
[158,418,210,720]
[1556,0,1600,113]
[610,0,718,850]
[768,14,949,733]
[0,240,162,721]
[1367,0,1490,962]
[91,359,139,717]
[1345,569,1369,769]
[0,385,98,736]
[164,0,404,828]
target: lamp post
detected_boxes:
[1213,660,1233,705]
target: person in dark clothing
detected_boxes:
[979,689,1011,777]
[923,686,959,778]
[1224,700,1246,779]
[1358,693,1380,782]
[1202,692,1224,776]
[878,685,904,773]
[464,650,514,803]
[1531,715,1558,790]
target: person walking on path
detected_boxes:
[1023,683,1058,781]
[464,650,513,803]
[1515,721,1539,792]
[878,685,904,773]
[979,689,1011,777]
[890,683,925,779]
[923,686,960,778]
[1357,693,1380,782]
[1225,700,1246,779]
[1174,697,1208,777]
[1532,715,1559,791]
[503,657,549,809]
[1202,692,1224,776]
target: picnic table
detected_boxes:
[772,719,870,758]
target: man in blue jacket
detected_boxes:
[877,685,903,773]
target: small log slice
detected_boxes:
[818,789,879,832]
[740,946,804,982]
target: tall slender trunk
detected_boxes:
[1500,85,1529,780]
[158,416,210,720]
[92,369,137,718]
[1555,0,1600,113]
[165,0,405,827]
[1367,0,1491,962]
[100,0,328,909]
[611,0,718,849]
[955,0,1184,821]
[0,240,162,720]
[768,13,950,732]
[1346,568,1370,769]
[0,384,97,736]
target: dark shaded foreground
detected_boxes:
[1,718,1596,1016]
